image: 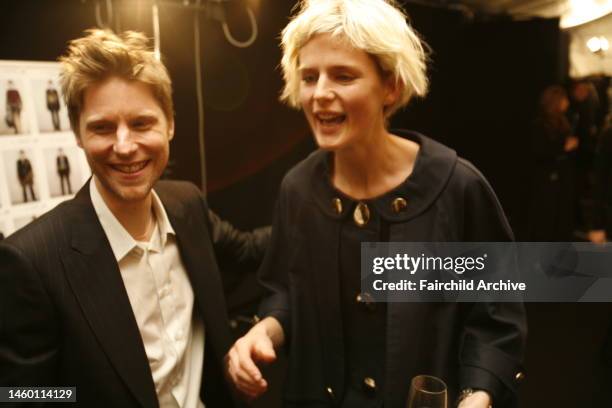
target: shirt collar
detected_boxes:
[90,178,176,262]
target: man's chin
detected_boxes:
[108,184,153,204]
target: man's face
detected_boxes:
[78,76,174,205]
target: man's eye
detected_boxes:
[131,120,153,130]
[91,123,115,134]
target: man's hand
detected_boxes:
[457,390,492,408]
[225,318,283,400]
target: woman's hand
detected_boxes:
[225,317,284,400]
[457,390,492,408]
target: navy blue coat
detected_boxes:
[259,131,527,408]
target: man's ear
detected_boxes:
[168,119,175,141]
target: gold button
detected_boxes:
[332,198,343,215]
[356,292,376,310]
[515,371,525,382]
[363,377,376,389]
[353,202,370,227]
[391,197,407,213]
[326,386,334,399]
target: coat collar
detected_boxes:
[310,131,458,222]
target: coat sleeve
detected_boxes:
[186,181,271,274]
[256,183,292,341]
[0,242,59,387]
[206,208,271,273]
[457,163,527,407]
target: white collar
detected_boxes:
[90,177,176,262]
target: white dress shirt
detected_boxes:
[90,179,205,408]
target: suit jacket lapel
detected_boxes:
[61,183,158,408]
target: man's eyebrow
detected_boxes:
[84,116,111,125]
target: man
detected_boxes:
[0,29,268,407]
[16,149,36,202]
[56,147,72,195]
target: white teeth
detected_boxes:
[316,113,345,124]
[113,161,148,174]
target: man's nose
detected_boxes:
[113,123,137,156]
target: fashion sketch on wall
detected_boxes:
[3,149,39,205]
[0,61,92,237]
[43,146,85,197]
[32,78,71,133]
[0,79,29,136]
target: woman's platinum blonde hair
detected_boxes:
[280,0,429,116]
[59,29,173,137]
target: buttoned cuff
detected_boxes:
[459,366,505,405]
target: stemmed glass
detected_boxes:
[406,375,448,408]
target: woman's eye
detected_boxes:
[302,75,317,84]
[337,74,354,82]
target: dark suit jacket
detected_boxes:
[0,180,265,407]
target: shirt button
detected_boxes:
[325,386,334,400]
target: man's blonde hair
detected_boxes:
[280,0,429,117]
[59,29,173,136]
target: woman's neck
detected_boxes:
[332,130,419,200]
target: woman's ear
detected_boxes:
[384,76,402,108]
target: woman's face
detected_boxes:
[298,33,397,151]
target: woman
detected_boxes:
[226,1,526,407]
[529,85,579,241]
